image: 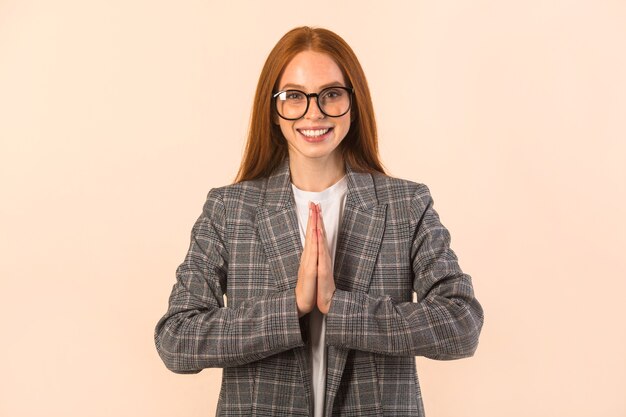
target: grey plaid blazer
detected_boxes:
[154,157,483,416]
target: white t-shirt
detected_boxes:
[292,175,348,417]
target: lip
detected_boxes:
[298,127,333,143]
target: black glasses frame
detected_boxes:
[272,86,354,120]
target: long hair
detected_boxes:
[234,26,385,183]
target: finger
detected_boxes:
[311,201,318,246]
[307,202,319,264]
[317,205,328,247]
[306,202,318,241]
[317,228,327,271]
[317,204,327,239]
[316,205,335,314]
[316,206,329,266]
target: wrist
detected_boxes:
[319,289,335,315]
[295,288,313,317]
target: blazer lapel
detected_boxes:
[334,163,387,292]
[256,158,303,292]
[325,163,387,416]
[255,158,313,414]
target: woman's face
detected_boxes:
[275,50,351,166]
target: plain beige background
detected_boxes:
[1,1,625,416]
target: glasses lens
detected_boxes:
[318,87,351,117]
[275,90,307,120]
[274,87,352,119]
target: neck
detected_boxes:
[288,153,346,192]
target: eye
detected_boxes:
[321,88,344,100]
[284,90,305,101]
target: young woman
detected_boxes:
[155,26,484,417]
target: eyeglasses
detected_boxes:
[272,86,354,120]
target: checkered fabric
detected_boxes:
[155,157,484,416]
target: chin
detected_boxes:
[303,147,342,161]
[286,134,344,161]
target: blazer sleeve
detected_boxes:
[154,188,305,374]
[325,184,484,360]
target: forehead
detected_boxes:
[278,50,345,90]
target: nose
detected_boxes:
[304,96,324,119]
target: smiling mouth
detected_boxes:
[298,127,333,138]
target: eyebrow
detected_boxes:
[278,81,346,91]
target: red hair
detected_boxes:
[235,26,385,182]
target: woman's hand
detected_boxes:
[295,202,318,317]
[315,204,335,314]
[295,203,336,317]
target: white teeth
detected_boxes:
[300,128,330,137]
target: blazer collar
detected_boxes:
[263,157,379,211]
